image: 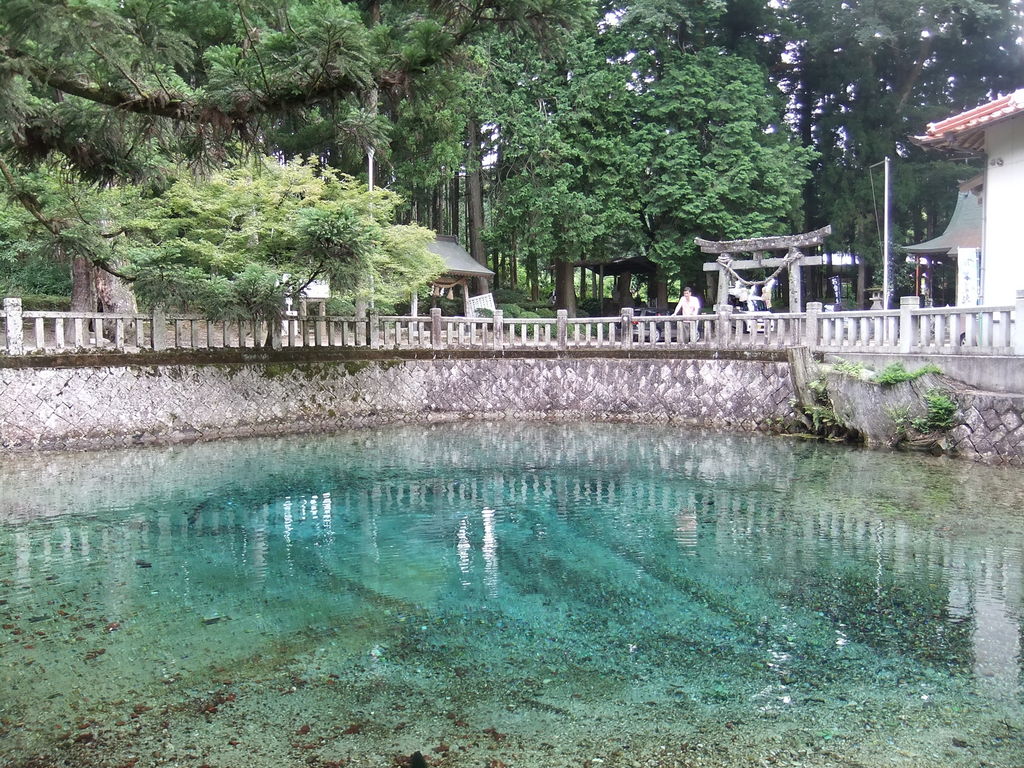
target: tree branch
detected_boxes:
[0,154,62,236]
[235,0,274,95]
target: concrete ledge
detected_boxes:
[823,352,1024,395]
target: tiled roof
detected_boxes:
[914,89,1024,152]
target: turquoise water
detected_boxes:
[1,423,1022,768]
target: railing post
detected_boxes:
[3,297,24,355]
[899,295,920,354]
[620,308,633,348]
[430,307,443,350]
[804,301,822,349]
[556,309,568,351]
[492,309,504,350]
[151,305,166,351]
[270,315,283,350]
[1015,289,1024,356]
[369,313,381,349]
[716,304,733,346]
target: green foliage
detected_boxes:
[0,0,589,180]
[775,0,1022,282]
[640,47,816,273]
[831,358,867,378]
[876,363,911,385]
[875,362,942,386]
[122,158,444,319]
[793,377,848,440]
[475,16,815,294]
[12,294,71,311]
[884,404,913,443]
[4,0,1021,312]
[912,389,958,433]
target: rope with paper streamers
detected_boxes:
[715,247,803,288]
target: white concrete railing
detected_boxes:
[3,291,1023,356]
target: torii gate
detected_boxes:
[697,225,831,311]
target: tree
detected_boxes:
[479,27,646,307]
[0,0,589,177]
[0,156,142,312]
[121,158,444,321]
[0,0,589,307]
[638,47,815,283]
[775,0,1024,276]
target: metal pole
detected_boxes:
[883,156,891,309]
[367,146,375,309]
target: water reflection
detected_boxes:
[1,423,1022,765]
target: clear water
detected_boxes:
[1,423,1022,768]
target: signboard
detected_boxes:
[956,247,981,306]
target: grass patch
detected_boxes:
[875,362,942,385]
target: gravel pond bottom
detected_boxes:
[1,423,1022,768]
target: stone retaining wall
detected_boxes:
[953,390,1024,465]
[0,352,1021,464]
[0,354,793,451]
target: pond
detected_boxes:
[1,423,1022,768]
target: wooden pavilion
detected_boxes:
[421,235,494,315]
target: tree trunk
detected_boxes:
[615,273,633,309]
[466,119,487,290]
[526,252,539,301]
[431,186,442,232]
[449,173,460,240]
[653,268,668,311]
[553,258,577,315]
[70,254,98,312]
[95,268,137,313]
[857,255,867,309]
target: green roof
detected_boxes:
[905,191,982,255]
[427,235,494,277]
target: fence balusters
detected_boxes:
[3,302,1022,356]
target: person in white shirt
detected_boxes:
[673,286,701,316]
[672,286,702,341]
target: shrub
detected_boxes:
[325,297,355,316]
[493,288,533,306]
[875,362,942,385]
[912,389,958,433]
[875,363,912,384]
[16,294,72,311]
[832,358,866,378]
